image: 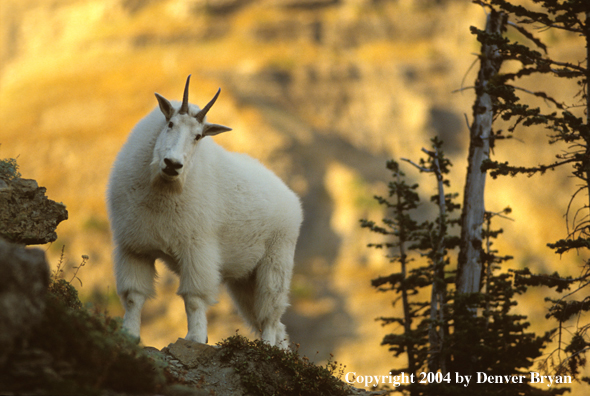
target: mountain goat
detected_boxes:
[107,75,302,348]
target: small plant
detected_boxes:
[69,255,89,287]
[51,246,89,286]
[49,247,89,311]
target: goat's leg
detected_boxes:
[182,295,209,343]
[114,248,156,340]
[121,291,147,340]
[177,245,220,344]
[226,272,257,330]
[226,270,290,347]
[253,244,295,349]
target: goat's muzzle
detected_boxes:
[163,158,183,177]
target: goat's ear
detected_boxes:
[155,93,174,121]
[203,123,232,136]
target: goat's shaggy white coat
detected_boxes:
[107,80,302,348]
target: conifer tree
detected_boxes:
[363,139,559,395]
[363,0,590,393]
[475,0,590,382]
[361,160,424,391]
[362,138,460,395]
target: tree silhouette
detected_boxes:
[477,0,590,382]
[363,0,590,393]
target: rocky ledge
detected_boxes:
[0,178,68,245]
[148,337,386,396]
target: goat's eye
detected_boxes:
[195,134,202,141]
[168,121,174,128]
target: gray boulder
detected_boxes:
[0,238,50,365]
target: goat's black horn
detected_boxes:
[179,74,191,115]
[196,88,221,123]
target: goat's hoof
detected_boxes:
[127,334,141,345]
[120,328,141,345]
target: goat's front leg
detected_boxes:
[114,248,156,341]
[177,245,220,344]
[182,295,209,343]
[121,291,147,339]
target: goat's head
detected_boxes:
[151,75,232,190]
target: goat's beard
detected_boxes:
[152,175,184,194]
[151,173,184,194]
[149,160,184,194]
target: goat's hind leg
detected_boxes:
[226,272,257,326]
[114,248,157,341]
[227,271,289,348]
[253,247,294,349]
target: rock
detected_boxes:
[0,178,68,245]
[165,338,220,369]
[158,338,244,396]
[0,238,50,366]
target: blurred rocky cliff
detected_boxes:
[0,0,585,380]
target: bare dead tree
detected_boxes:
[456,9,507,297]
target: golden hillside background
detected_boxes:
[1,0,588,390]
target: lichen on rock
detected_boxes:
[0,177,68,245]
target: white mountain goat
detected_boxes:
[107,75,302,348]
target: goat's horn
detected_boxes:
[196,88,221,123]
[179,74,191,115]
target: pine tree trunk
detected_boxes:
[453,9,506,377]
[394,173,417,376]
[456,9,506,296]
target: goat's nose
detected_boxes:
[164,158,183,170]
